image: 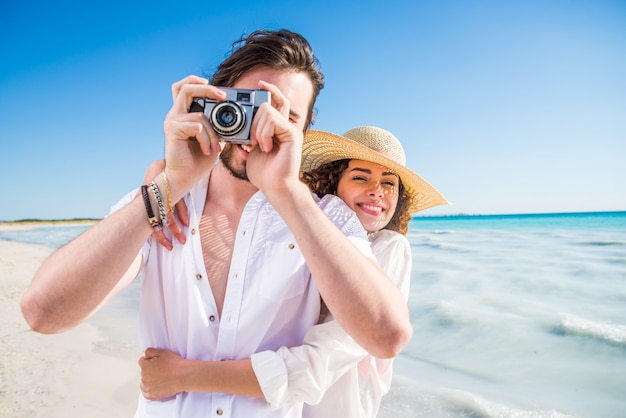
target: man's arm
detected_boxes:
[253,230,413,406]
[20,196,151,333]
[266,185,413,358]
[245,85,412,359]
[21,76,224,334]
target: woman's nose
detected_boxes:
[367,183,384,197]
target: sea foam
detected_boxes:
[554,313,626,347]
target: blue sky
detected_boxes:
[1,0,625,220]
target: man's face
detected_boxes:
[220,66,314,181]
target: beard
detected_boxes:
[220,143,249,181]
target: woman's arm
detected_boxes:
[139,348,262,400]
[138,320,366,402]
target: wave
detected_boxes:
[410,239,476,254]
[0,225,90,249]
[552,314,626,348]
[381,380,576,418]
[576,240,625,247]
[428,389,575,418]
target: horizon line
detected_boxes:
[413,209,626,219]
[2,210,625,223]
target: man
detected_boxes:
[21,29,411,417]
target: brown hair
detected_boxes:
[301,159,412,235]
[210,29,325,129]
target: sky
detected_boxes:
[1,0,625,221]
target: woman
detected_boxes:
[140,126,448,417]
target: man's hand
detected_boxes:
[161,77,226,202]
[246,80,305,199]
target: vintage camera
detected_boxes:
[189,87,271,144]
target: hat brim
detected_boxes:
[302,130,449,213]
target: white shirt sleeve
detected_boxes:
[250,230,412,408]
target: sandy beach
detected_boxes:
[0,237,140,417]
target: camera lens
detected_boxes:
[210,101,245,136]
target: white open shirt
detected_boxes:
[112,174,373,418]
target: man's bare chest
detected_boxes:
[198,211,238,315]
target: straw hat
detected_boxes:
[302,126,449,213]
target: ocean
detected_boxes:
[3,211,625,418]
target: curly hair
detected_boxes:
[301,160,412,235]
[210,29,324,130]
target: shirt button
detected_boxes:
[288,243,295,249]
[196,274,202,280]
[209,315,216,322]
[216,408,223,415]
[191,228,196,235]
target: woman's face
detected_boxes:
[336,159,400,233]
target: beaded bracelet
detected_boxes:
[149,181,168,227]
[161,170,174,214]
[141,185,162,231]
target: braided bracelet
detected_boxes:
[141,185,162,231]
[149,181,168,227]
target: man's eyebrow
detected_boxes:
[289,109,301,121]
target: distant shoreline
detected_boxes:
[0,219,99,231]
[0,218,100,224]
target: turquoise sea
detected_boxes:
[3,211,625,418]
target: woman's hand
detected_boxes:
[141,159,189,251]
[139,347,186,400]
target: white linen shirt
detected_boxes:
[112,174,373,418]
[250,229,412,418]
